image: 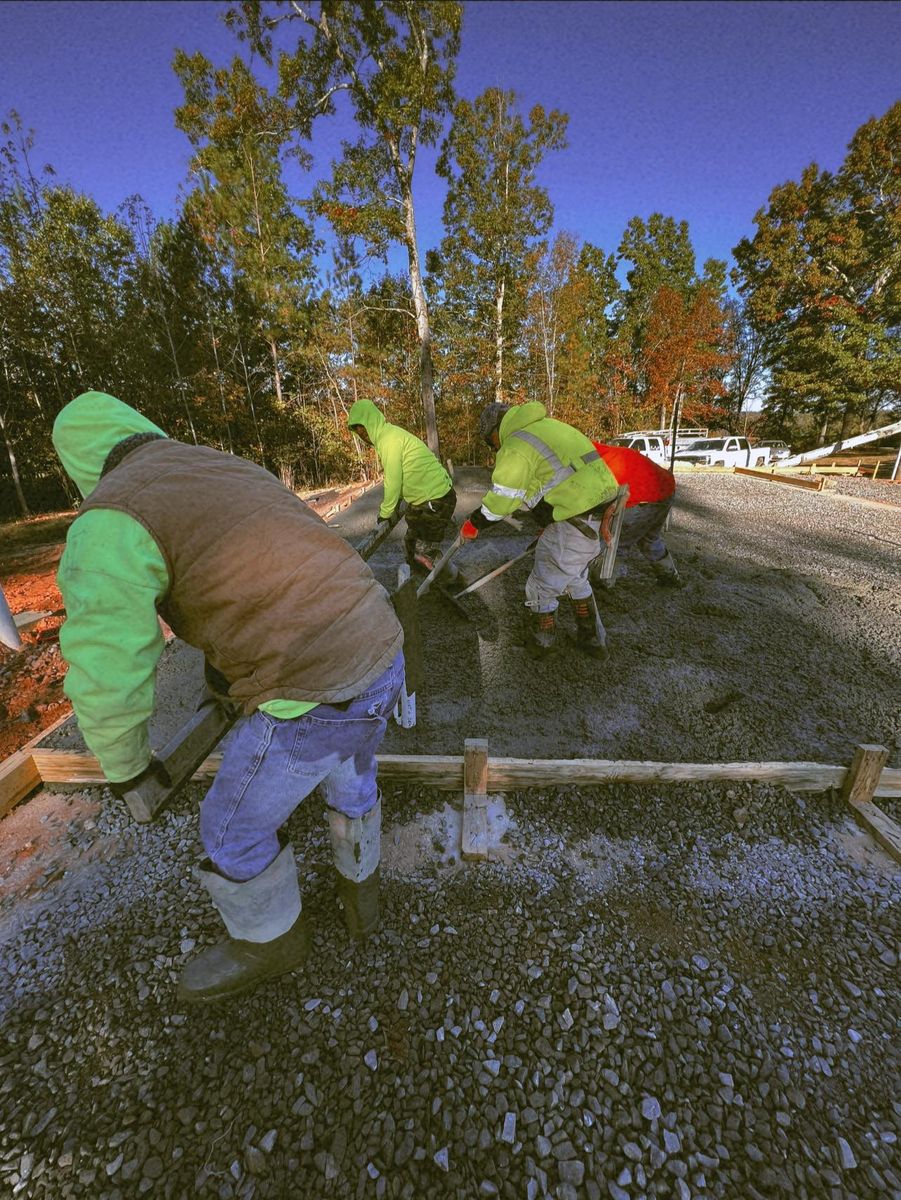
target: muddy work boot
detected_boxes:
[571,597,608,660]
[652,551,686,588]
[528,609,557,655]
[328,799,381,941]
[178,845,310,1004]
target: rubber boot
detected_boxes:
[528,609,557,655]
[652,551,685,588]
[571,597,609,659]
[329,799,381,941]
[177,845,310,1004]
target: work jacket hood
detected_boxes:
[52,391,167,498]
[498,401,547,443]
[347,399,388,444]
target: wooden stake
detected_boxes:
[461,738,489,861]
[842,744,890,807]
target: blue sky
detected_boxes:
[1,0,898,280]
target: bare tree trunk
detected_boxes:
[402,187,439,454]
[495,277,506,402]
[0,409,30,517]
[235,332,267,465]
[209,320,234,454]
[538,290,557,416]
[268,338,284,407]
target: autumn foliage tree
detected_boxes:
[640,285,734,447]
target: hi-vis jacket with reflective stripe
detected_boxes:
[480,402,618,523]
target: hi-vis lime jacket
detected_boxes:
[348,400,451,520]
[479,402,617,523]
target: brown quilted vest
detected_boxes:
[77,439,403,711]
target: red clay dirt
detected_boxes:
[0,512,72,762]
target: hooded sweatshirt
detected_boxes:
[347,400,451,520]
[479,402,617,523]
[54,393,399,781]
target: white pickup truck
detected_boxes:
[608,433,669,467]
[673,436,773,468]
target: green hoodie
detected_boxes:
[347,399,451,520]
[479,401,617,523]
[53,392,313,783]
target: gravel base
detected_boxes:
[0,777,898,1200]
[4,470,898,1200]
[827,476,901,505]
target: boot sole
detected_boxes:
[177,955,309,1005]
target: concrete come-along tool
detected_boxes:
[119,693,239,823]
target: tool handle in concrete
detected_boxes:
[454,538,539,598]
[416,532,464,598]
[121,701,237,823]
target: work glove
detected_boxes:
[599,502,617,546]
[376,512,395,532]
[461,508,492,541]
[107,756,171,799]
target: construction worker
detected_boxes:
[347,399,457,576]
[590,441,685,587]
[52,392,404,1004]
[461,402,619,657]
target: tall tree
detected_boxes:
[231,0,462,455]
[641,284,733,450]
[733,101,901,442]
[174,51,316,411]
[615,212,726,424]
[434,87,568,404]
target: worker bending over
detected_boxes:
[591,441,684,587]
[348,400,457,576]
[53,393,403,1004]
[462,402,618,657]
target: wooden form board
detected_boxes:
[734,467,825,492]
[9,742,901,863]
[27,747,901,798]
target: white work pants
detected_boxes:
[525,516,600,612]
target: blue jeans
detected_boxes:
[200,651,404,881]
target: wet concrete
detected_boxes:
[38,471,900,773]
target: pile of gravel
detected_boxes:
[0,774,897,1200]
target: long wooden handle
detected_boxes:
[454,540,539,598]
[416,532,464,597]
